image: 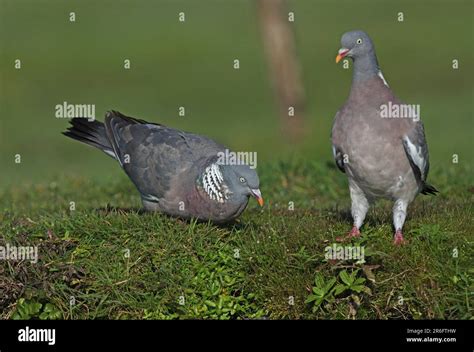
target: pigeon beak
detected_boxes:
[250,189,264,207]
[336,48,350,63]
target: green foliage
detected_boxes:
[333,270,370,296]
[1,160,472,319]
[143,308,179,320]
[305,269,371,313]
[12,299,62,320]
[305,274,336,311]
[180,250,267,319]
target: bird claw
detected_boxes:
[393,230,407,245]
[336,226,361,242]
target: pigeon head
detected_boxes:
[336,30,374,62]
[336,30,380,80]
[222,164,263,206]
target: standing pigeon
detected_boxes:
[331,30,438,245]
[63,111,263,223]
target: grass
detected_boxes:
[1,159,472,319]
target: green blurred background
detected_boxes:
[1,0,472,189]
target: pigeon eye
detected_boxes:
[356,38,363,44]
[239,177,246,183]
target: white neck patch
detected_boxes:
[202,163,228,203]
[378,70,389,87]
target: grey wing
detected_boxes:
[104,111,224,199]
[402,121,430,184]
[331,109,346,173]
[332,145,346,173]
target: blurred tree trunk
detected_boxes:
[257,0,306,142]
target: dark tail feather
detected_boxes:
[62,118,115,158]
[421,183,439,195]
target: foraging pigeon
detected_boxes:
[63,111,263,223]
[331,30,438,245]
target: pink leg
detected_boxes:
[336,226,361,242]
[393,230,407,245]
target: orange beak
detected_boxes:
[251,189,264,207]
[336,48,350,63]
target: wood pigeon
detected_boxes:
[331,30,438,245]
[63,111,263,223]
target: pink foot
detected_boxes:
[393,230,407,245]
[336,226,361,242]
